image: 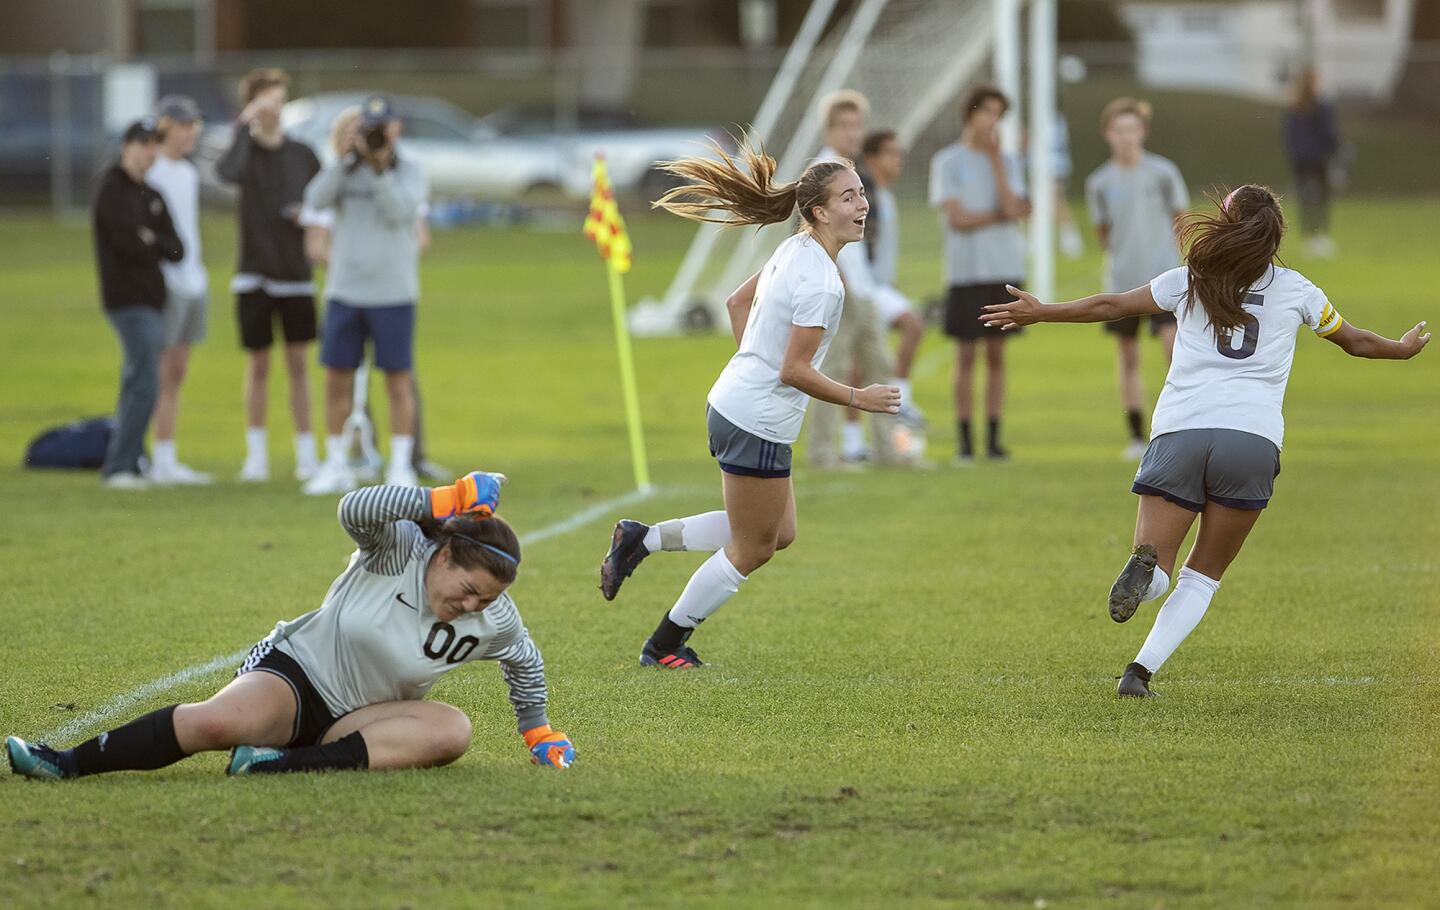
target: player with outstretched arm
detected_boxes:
[982,185,1429,697]
[7,473,575,778]
[598,139,900,668]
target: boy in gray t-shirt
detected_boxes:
[928,84,1030,463]
[1083,97,1189,457]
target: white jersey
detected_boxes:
[707,232,845,444]
[266,486,549,732]
[1149,265,1344,449]
[145,154,208,298]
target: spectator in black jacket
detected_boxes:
[216,68,322,484]
[92,118,184,489]
[1283,67,1342,258]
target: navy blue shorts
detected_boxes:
[320,299,415,371]
[707,406,792,478]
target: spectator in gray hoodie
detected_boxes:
[300,95,429,495]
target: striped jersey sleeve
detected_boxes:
[1302,282,1344,337]
[336,485,431,575]
[480,597,550,732]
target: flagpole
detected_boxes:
[606,260,651,493]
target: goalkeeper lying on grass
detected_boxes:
[7,472,576,779]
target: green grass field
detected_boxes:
[0,198,1436,908]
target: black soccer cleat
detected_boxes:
[1117,662,1157,698]
[1108,543,1159,623]
[600,519,651,601]
[639,638,704,669]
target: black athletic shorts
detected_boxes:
[235,640,339,747]
[1105,311,1177,338]
[237,290,318,350]
[945,282,1024,341]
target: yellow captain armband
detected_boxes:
[1315,302,1344,338]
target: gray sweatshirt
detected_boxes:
[303,155,428,306]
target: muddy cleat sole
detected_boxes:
[1108,543,1159,623]
[227,745,286,776]
[6,736,69,780]
[639,639,704,669]
[600,519,651,601]
[1117,662,1158,698]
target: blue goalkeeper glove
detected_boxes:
[429,471,506,520]
[523,725,575,769]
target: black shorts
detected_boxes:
[944,282,1024,341]
[1105,311,1177,338]
[235,640,339,747]
[237,290,317,350]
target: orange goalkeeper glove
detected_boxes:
[523,725,575,769]
[429,471,506,520]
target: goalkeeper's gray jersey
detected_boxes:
[266,485,549,731]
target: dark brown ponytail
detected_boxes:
[653,134,854,227]
[423,515,521,583]
[1179,185,1285,333]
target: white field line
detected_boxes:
[35,486,661,743]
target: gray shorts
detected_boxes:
[1133,428,1280,511]
[162,291,208,347]
[707,406,792,479]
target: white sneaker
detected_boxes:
[294,458,320,483]
[238,458,269,483]
[150,461,214,486]
[385,461,419,488]
[1059,224,1084,259]
[103,472,151,491]
[1123,439,1148,460]
[303,460,358,496]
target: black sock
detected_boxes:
[1126,409,1144,440]
[986,417,1002,452]
[66,704,188,777]
[649,614,692,652]
[956,420,973,456]
[252,731,369,774]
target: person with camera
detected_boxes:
[216,68,322,484]
[92,118,185,490]
[302,95,430,495]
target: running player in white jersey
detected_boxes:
[7,473,576,779]
[981,185,1429,697]
[597,138,900,668]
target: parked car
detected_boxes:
[196,92,721,203]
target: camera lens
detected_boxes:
[365,125,388,150]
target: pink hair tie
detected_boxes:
[1221,188,1240,213]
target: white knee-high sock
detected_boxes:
[643,511,731,553]
[1143,566,1171,603]
[1134,566,1220,672]
[667,550,747,629]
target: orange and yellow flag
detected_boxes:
[583,155,632,274]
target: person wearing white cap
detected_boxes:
[145,94,213,485]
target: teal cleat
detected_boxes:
[227,745,286,776]
[6,736,70,780]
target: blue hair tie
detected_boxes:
[450,532,519,565]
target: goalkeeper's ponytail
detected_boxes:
[653,134,854,228]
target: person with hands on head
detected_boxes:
[217,68,323,484]
[982,185,1429,698]
[929,84,1031,465]
[92,117,185,490]
[598,136,899,669]
[7,470,576,779]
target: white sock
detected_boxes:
[894,378,913,406]
[645,512,731,553]
[324,434,346,464]
[842,421,867,457]
[1143,566,1171,603]
[667,549,747,629]
[390,435,414,469]
[1134,566,1220,673]
[245,427,267,463]
[294,432,318,468]
[153,440,177,469]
